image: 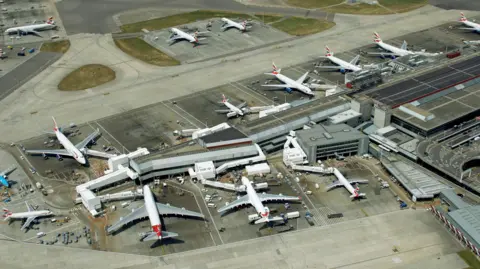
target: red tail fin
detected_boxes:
[222,94,227,103]
[52,116,58,132]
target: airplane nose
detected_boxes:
[79,158,86,164]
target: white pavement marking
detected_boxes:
[172,104,208,128]
[86,122,122,154]
[91,121,130,153]
[23,221,80,242]
[161,101,200,129]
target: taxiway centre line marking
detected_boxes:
[161,101,200,129]
[86,122,121,154]
[189,180,225,245]
[172,103,208,128]
[91,121,130,153]
[168,180,224,245]
[229,82,271,106]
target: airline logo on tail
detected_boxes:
[460,12,467,22]
[152,224,162,238]
[353,187,360,197]
[272,62,279,75]
[52,116,58,132]
[47,17,54,25]
[325,45,333,57]
[374,32,382,43]
[2,209,12,219]
[261,207,269,217]
[242,21,247,30]
[193,31,199,42]
[222,94,227,103]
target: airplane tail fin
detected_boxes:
[374,32,382,43]
[325,45,333,56]
[222,94,228,103]
[47,16,54,25]
[460,12,467,22]
[52,116,58,132]
[272,62,281,74]
[2,208,12,220]
[350,187,366,199]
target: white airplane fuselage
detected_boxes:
[143,185,162,239]
[326,55,362,72]
[5,23,56,35]
[221,18,246,31]
[374,40,410,57]
[223,101,244,116]
[462,20,480,31]
[55,127,86,164]
[242,177,269,218]
[332,168,362,198]
[4,210,52,220]
[170,28,196,42]
[274,73,313,96]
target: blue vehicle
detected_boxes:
[0,165,17,188]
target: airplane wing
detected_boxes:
[21,216,36,231]
[107,205,148,234]
[236,101,247,109]
[167,35,185,42]
[218,195,251,213]
[349,179,369,185]
[400,41,407,51]
[326,181,344,191]
[457,27,478,30]
[257,193,300,203]
[349,55,360,65]
[295,71,309,84]
[0,165,16,177]
[261,84,289,89]
[29,30,42,37]
[25,148,71,157]
[25,201,34,212]
[75,129,100,150]
[156,203,204,219]
[215,109,232,114]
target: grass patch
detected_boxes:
[458,250,480,269]
[58,64,116,91]
[120,10,254,33]
[40,40,70,53]
[286,0,343,9]
[380,0,428,13]
[114,38,180,66]
[323,0,427,15]
[271,17,335,36]
[254,13,283,24]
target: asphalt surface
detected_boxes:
[55,0,328,35]
[366,55,480,107]
[0,52,62,102]
[429,0,480,11]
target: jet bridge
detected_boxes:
[291,164,334,174]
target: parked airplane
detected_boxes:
[0,165,17,188]
[167,27,208,46]
[25,117,100,165]
[262,62,315,97]
[317,46,362,73]
[216,94,246,117]
[220,18,251,32]
[326,168,369,199]
[217,177,300,224]
[215,94,273,118]
[3,202,54,230]
[4,17,56,36]
[368,32,439,58]
[458,12,480,33]
[107,185,204,241]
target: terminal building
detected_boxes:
[431,189,480,255]
[295,123,368,164]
